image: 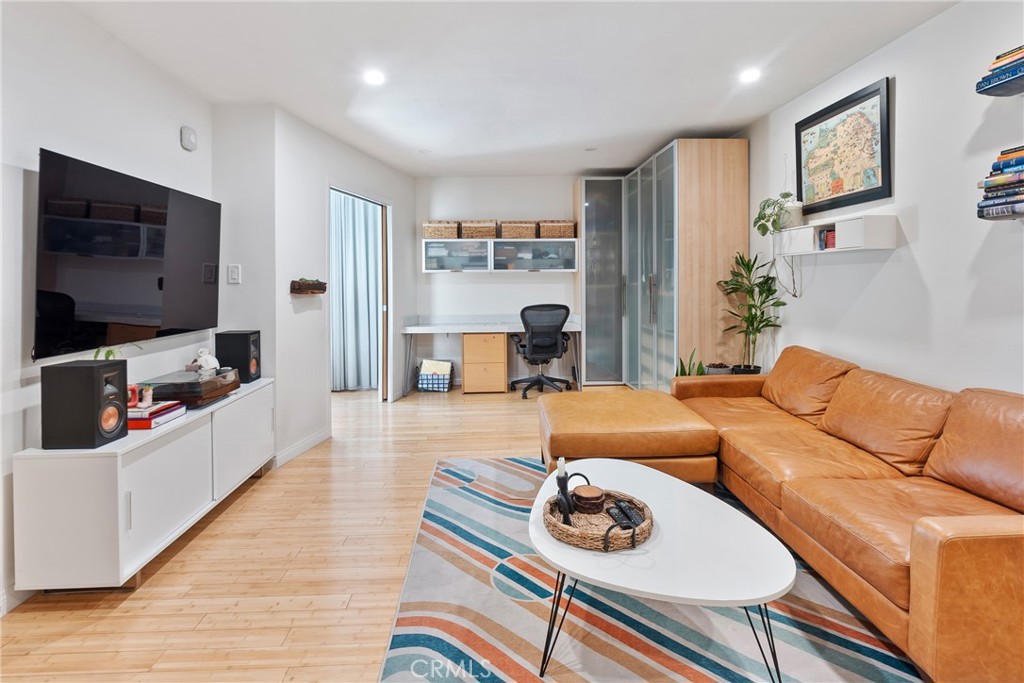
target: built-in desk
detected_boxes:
[401,315,582,394]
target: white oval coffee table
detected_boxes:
[528,458,796,681]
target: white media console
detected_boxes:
[13,378,275,590]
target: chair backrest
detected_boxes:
[520,304,570,361]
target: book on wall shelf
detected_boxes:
[978,144,1024,221]
[976,44,1024,96]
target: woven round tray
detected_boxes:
[542,490,653,552]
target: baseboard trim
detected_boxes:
[274,429,330,467]
[2,583,34,616]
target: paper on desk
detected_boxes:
[420,359,453,375]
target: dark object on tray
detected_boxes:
[571,484,606,514]
[147,368,240,407]
[290,279,327,294]
[543,489,653,552]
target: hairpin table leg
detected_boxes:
[539,571,578,677]
[745,603,782,683]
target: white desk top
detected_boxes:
[401,314,581,334]
[528,459,796,607]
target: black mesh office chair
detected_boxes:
[510,304,573,399]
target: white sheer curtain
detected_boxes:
[329,190,380,391]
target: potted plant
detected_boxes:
[705,362,732,375]
[717,252,786,373]
[675,348,705,377]
[753,191,803,236]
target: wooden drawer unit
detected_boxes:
[462,333,507,393]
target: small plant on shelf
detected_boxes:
[675,349,705,377]
[718,252,786,373]
[753,191,803,236]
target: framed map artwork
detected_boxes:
[796,77,891,215]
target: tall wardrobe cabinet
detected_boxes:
[579,139,748,391]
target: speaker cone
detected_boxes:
[250,357,259,376]
[98,380,126,436]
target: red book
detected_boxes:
[128,404,186,429]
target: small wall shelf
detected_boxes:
[774,214,898,257]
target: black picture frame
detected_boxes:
[795,77,891,215]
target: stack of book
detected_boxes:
[976,45,1024,96]
[978,145,1024,220]
[128,400,185,430]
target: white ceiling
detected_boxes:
[71,1,954,177]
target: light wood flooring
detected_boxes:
[1,387,627,682]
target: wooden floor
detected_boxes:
[1,387,627,681]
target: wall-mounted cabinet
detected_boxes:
[422,239,577,273]
[775,214,898,257]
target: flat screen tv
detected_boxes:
[34,149,221,360]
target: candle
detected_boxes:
[557,457,566,477]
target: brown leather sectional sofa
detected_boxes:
[671,346,1024,683]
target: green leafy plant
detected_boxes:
[676,348,705,377]
[753,191,797,236]
[93,343,141,360]
[718,253,786,367]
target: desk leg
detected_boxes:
[570,331,582,391]
[745,604,782,683]
[539,571,578,677]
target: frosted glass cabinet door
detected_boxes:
[422,240,490,272]
[654,145,677,393]
[582,178,623,383]
[492,240,576,271]
[639,159,657,391]
[624,171,641,389]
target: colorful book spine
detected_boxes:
[990,46,1024,70]
[978,194,1024,208]
[979,172,1024,188]
[976,65,1024,92]
[989,163,1024,176]
[128,404,187,429]
[987,57,1024,78]
[978,203,1024,219]
[998,144,1024,157]
[992,157,1024,171]
[983,183,1024,198]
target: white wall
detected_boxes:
[0,3,215,613]
[414,176,578,382]
[273,108,417,458]
[746,1,1024,393]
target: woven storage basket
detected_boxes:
[500,221,538,239]
[460,220,498,239]
[539,220,576,238]
[542,490,653,552]
[423,221,459,239]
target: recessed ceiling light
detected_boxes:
[739,68,761,84]
[363,69,386,86]
[584,147,598,152]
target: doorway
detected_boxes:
[328,188,388,401]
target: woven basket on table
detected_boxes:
[542,490,653,552]
[500,221,538,239]
[539,220,576,238]
[423,221,459,239]
[460,220,498,239]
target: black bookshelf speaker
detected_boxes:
[216,330,261,383]
[41,359,128,449]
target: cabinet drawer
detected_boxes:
[463,333,506,362]
[463,362,507,393]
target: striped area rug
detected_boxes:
[380,458,921,683]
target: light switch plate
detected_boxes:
[227,264,241,284]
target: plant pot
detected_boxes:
[705,367,732,375]
[783,201,804,229]
[731,364,762,375]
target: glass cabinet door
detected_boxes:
[624,171,640,390]
[638,159,656,391]
[422,240,490,272]
[492,240,576,271]
[582,178,623,383]
[654,144,677,393]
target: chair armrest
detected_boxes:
[670,375,766,400]
[909,515,1024,683]
[510,334,522,345]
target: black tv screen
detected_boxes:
[34,149,221,360]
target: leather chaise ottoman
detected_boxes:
[537,390,720,483]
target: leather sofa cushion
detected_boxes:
[783,477,1017,610]
[539,390,719,459]
[761,346,859,426]
[819,370,955,475]
[682,397,814,433]
[719,428,901,507]
[924,388,1024,513]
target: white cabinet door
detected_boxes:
[212,384,275,500]
[120,417,213,578]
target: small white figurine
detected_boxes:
[191,348,220,379]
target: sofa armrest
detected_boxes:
[909,515,1024,683]
[670,375,766,400]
